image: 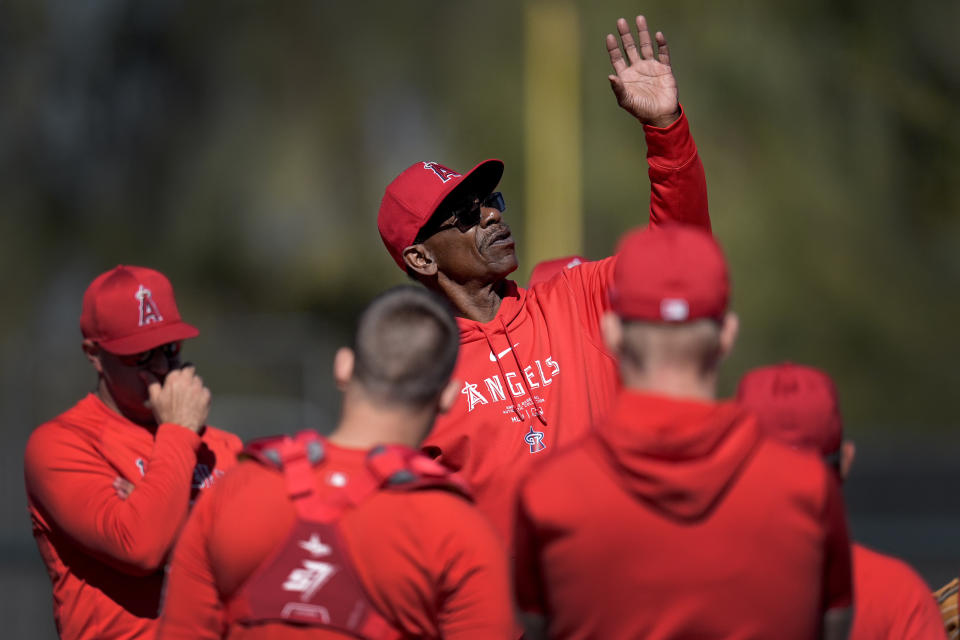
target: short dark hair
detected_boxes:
[352,286,459,407]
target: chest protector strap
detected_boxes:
[226,430,470,639]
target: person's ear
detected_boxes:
[437,378,460,414]
[719,311,740,360]
[601,312,623,356]
[332,347,355,391]
[403,244,438,277]
[82,339,104,374]
[839,440,856,481]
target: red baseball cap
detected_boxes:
[378,159,504,269]
[80,265,199,355]
[736,363,843,456]
[528,255,587,287]
[611,225,729,322]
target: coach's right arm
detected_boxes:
[535,15,710,329]
[606,14,710,233]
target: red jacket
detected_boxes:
[423,110,711,543]
[24,393,242,640]
[515,390,853,639]
[851,543,947,639]
[157,441,517,640]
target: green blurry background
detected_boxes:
[1,0,957,636]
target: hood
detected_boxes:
[456,280,527,342]
[595,390,761,521]
[454,280,551,426]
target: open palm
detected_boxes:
[606,16,680,128]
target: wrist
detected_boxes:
[643,109,681,129]
[158,418,203,434]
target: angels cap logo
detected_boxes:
[422,162,461,183]
[136,285,163,326]
[461,380,489,411]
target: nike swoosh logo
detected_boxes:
[490,343,520,362]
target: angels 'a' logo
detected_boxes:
[422,162,461,183]
[461,381,488,411]
[135,285,163,326]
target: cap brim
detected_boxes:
[432,159,504,222]
[97,322,200,355]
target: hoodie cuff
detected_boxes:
[643,105,698,171]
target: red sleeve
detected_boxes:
[157,488,223,640]
[431,501,519,640]
[821,471,853,611]
[546,107,711,328]
[645,106,711,232]
[24,421,201,575]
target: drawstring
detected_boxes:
[500,320,548,427]
[479,326,525,422]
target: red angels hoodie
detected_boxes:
[422,110,711,544]
[515,391,853,640]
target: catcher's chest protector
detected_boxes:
[225,430,470,640]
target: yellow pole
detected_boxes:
[523,0,582,278]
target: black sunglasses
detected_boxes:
[416,192,506,241]
[116,341,182,367]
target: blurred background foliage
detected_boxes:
[1,0,957,428]
[0,0,957,635]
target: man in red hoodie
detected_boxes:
[24,265,242,640]
[515,226,853,639]
[157,286,517,640]
[376,14,711,544]
[737,362,947,640]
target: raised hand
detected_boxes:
[143,366,210,433]
[606,15,680,128]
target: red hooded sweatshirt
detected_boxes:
[422,111,711,544]
[515,391,853,640]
